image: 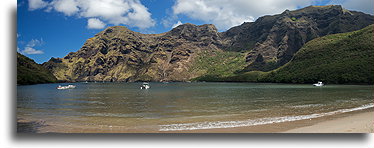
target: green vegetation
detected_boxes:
[263,25,374,84]
[196,25,374,84]
[17,52,57,85]
[222,71,268,82]
[191,50,247,81]
[240,54,279,72]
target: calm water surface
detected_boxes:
[17,82,374,132]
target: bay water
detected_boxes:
[17,82,373,132]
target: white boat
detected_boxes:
[140,82,150,89]
[57,84,76,90]
[313,81,324,87]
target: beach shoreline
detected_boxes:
[160,109,373,133]
[284,109,373,133]
[17,108,373,133]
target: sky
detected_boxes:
[17,0,374,63]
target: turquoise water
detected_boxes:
[17,82,373,132]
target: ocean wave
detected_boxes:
[159,103,374,131]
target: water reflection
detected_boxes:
[17,83,373,130]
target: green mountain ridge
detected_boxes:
[206,25,374,84]
[17,52,57,85]
[264,24,374,84]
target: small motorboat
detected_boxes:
[313,81,324,87]
[140,82,150,89]
[57,84,76,90]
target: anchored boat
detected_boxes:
[57,85,76,90]
[313,81,324,87]
[140,82,150,89]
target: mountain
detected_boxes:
[43,24,226,82]
[17,52,57,85]
[43,5,374,82]
[262,24,374,84]
[213,25,374,84]
[223,5,374,71]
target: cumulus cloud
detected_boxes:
[28,0,155,29]
[22,47,44,54]
[20,39,45,55]
[329,0,373,14]
[172,0,334,30]
[28,0,48,10]
[87,18,106,29]
[172,21,183,28]
[51,0,79,16]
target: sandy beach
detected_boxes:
[17,109,373,133]
[284,110,373,133]
[161,109,374,133]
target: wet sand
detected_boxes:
[161,109,374,133]
[17,109,373,133]
[17,119,46,133]
[284,111,373,133]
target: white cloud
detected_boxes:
[26,38,44,47]
[171,0,336,30]
[126,1,155,29]
[28,0,48,10]
[87,18,106,29]
[22,47,44,54]
[20,39,45,55]
[28,0,155,29]
[172,21,183,28]
[51,0,79,16]
[329,0,373,14]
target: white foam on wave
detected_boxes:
[159,103,374,131]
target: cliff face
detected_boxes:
[222,5,374,70]
[43,24,224,82]
[195,25,374,84]
[263,25,374,84]
[17,52,57,85]
[43,5,374,82]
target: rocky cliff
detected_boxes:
[196,25,374,84]
[223,5,374,70]
[263,24,374,84]
[43,24,224,82]
[43,5,374,82]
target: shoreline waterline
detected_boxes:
[159,104,374,132]
[17,106,373,133]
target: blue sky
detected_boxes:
[17,0,374,63]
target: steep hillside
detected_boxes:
[17,52,57,85]
[262,25,374,84]
[223,5,374,71]
[43,24,225,82]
